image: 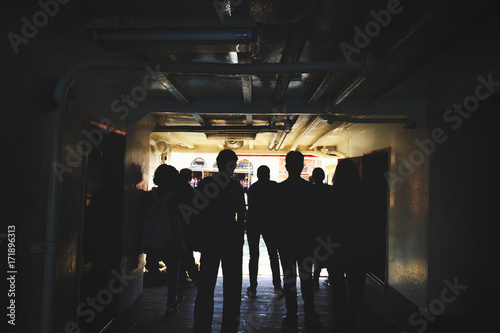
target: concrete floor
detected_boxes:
[131,275,402,333]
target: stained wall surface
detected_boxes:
[338,123,430,307]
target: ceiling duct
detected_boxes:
[87,17,255,53]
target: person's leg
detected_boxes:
[144,248,164,286]
[164,249,181,309]
[329,266,348,332]
[246,226,260,292]
[185,247,199,282]
[279,250,298,321]
[262,229,282,289]
[220,243,243,332]
[298,254,319,326]
[194,250,220,333]
[346,271,367,327]
[312,263,321,289]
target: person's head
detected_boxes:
[179,168,192,183]
[332,159,363,194]
[256,165,270,181]
[216,149,238,174]
[285,151,304,178]
[312,167,325,184]
[153,164,178,188]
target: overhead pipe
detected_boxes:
[42,57,366,333]
[324,115,408,124]
[333,77,366,106]
[274,131,288,151]
[268,132,278,150]
[290,115,322,151]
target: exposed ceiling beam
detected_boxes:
[192,113,206,126]
[273,8,314,104]
[324,99,427,128]
[149,72,191,105]
[307,73,337,105]
[131,99,327,124]
[246,114,253,126]
[153,125,283,133]
[333,77,366,106]
[241,75,252,105]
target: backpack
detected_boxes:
[142,189,174,249]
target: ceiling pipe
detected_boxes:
[274,131,288,151]
[290,115,322,151]
[324,115,408,124]
[268,132,278,150]
[333,77,366,106]
[42,57,366,333]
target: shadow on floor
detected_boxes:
[131,276,402,333]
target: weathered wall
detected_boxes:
[337,123,430,308]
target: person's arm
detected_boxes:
[236,185,246,225]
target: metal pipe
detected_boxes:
[52,59,364,77]
[42,57,366,333]
[40,74,69,333]
[268,132,278,150]
[290,116,322,151]
[333,77,366,106]
[325,115,408,124]
[274,131,288,151]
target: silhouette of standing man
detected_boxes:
[193,150,246,333]
[246,165,282,297]
[269,151,321,332]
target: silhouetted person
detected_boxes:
[269,151,321,332]
[143,164,185,319]
[310,167,332,290]
[123,163,149,273]
[193,150,246,333]
[246,165,282,297]
[178,168,199,287]
[326,159,374,332]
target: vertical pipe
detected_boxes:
[40,99,65,333]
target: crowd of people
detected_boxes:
[139,149,375,333]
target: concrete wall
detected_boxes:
[337,123,430,308]
[1,17,77,332]
[427,72,500,317]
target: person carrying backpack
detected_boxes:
[142,164,185,319]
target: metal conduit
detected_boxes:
[42,58,365,333]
